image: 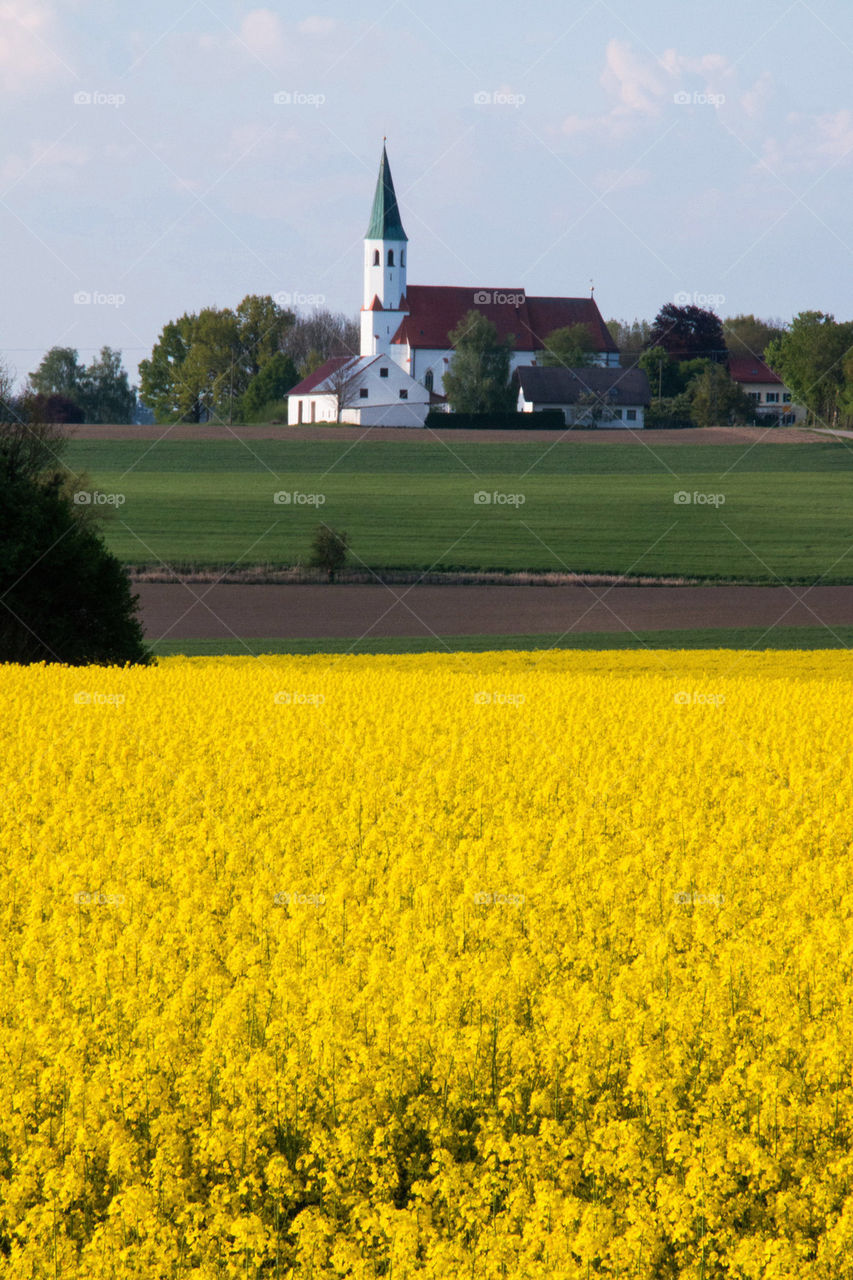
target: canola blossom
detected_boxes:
[1,650,853,1278]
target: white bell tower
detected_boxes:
[360,141,409,358]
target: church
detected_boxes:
[288,144,620,426]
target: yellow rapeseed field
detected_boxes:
[2,650,853,1279]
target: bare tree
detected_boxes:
[282,309,360,374]
[326,358,365,422]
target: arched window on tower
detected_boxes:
[424,370,434,393]
[387,250,395,266]
[401,250,406,268]
[373,250,380,266]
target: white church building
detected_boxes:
[288,144,620,426]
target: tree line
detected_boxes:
[5,300,852,429]
[444,302,853,428]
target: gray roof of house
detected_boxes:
[516,365,652,406]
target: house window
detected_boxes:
[399,389,408,400]
[297,400,303,424]
[373,250,380,266]
[612,408,623,420]
[380,367,389,378]
[388,250,395,266]
[766,392,780,403]
[747,392,760,402]
[626,409,637,421]
[310,401,316,423]
[359,388,369,399]
[783,393,792,403]
[423,370,434,392]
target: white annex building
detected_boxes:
[289,144,620,426]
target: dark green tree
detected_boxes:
[28,346,136,423]
[443,312,514,414]
[766,312,853,428]
[0,420,150,664]
[81,347,137,423]
[240,352,300,420]
[688,364,757,427]
[309,525,349,583]
[139,296,296,423]
[28,347,83,401]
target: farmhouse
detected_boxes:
[287,353,431,427]
[728,356,805,425]
[516,366,652,428]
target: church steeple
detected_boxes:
[365,142,408,242]
[361,141,409,358]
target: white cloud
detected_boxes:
[562,40,735,143]
[761,109,853,173]
[601,40,667,115]
[741,71,774,120]
[238,9,288,64]
[0,1,71,91]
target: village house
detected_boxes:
[287,353,431,427]
[728,356,806,425]
[516,366,652,428]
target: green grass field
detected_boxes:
[150,625,853,657]
[65,438,853,583]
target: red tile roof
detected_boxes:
[364,295,384,312]
[287,356,352,397]
[728,356,784,385]
[390,286,618,354]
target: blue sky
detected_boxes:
[2,0,852,384]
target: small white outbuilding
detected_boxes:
[287,354,431,427]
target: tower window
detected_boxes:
[359,388,369,399]
[401,250,406,267]
[387,250,395,266]
[424,370,434,392]
[373,250,380,266]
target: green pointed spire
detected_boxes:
[366,143,408,242]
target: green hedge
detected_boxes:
[425,410,566,430]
